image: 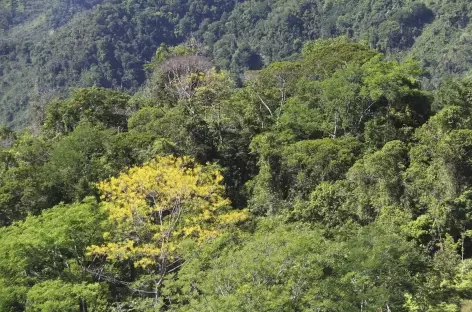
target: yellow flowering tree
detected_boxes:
[87,155,247,303]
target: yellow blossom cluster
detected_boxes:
[87,155,247,270]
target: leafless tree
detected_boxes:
[159,55,213,103]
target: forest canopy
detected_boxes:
[1,0,472,128]
[1,36,472,311]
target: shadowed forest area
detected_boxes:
[0,0,471,127]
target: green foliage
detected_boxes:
[43,87,132,136]
[300,36,379,79]
[406,113,472,242]
[280,137,362,199]
[26,280,108,312]
[163,220,429,311]
[2,36,472,310]
[0,0,470,128]
[0,132,51,225]
[43,122,116,202]
[0,198,106,310]
[345,140,409,222]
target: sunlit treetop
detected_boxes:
[88,155,247,269]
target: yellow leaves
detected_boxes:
[183,226,201,237]
[217,209,249,225]
[88,155,246,271]
[202,209,212,221]
[197,229,220,241]
[135,257,154,269]
[87,240,136,262]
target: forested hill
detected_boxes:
[3,35,472,309]
[1,0,472,127]
[6,1,472,311]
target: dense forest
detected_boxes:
[0,35,472,310]
[3,0,472,311]
[1,0,472,127]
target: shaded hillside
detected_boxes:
[1,0,472,127]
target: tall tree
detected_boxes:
[87,155,247,306]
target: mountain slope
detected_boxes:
[1,0,472,127]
